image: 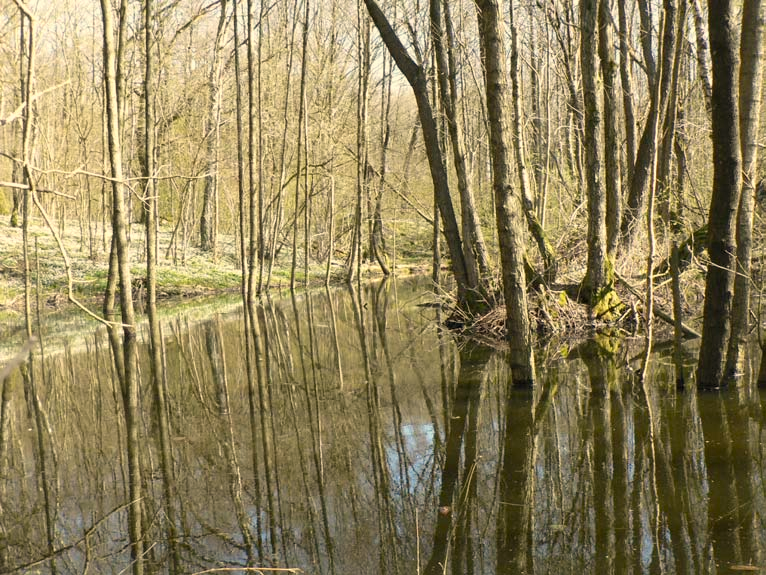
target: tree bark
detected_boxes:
[475,0,535,384]
[142,2,179,568]
[697,0,741,388]
[617,0,636,186]
[690,0,713,115]
[657,0,687,223]
[725,0,766,380]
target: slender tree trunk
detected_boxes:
[726,0,766,380]
[690,0,713,115]
[99,0,143,571]
[290,0,309,290]
[580,0,609,302]
[372,46,391,276]
[431,0,489,289]
[509,0,557,283]
[475,0,535,384]
[657,0,687,223]
[200,0,228,253]
[16,3,34,338]
[617,0,636,186]
[363,0,471,308]
[599,0,622,257]
[256,0,266,293]
[638,0,657,84]
[247,0,259,300]
[234,0,250,308]
[142,3,179,569]
[697,0,741,388]
[266,0,299,289]
[348,1,370,283]
[620,0,678,250]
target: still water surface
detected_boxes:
[1,277,765,574]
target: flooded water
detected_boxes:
[1,276,766,574]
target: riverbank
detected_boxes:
[0,217,433,322]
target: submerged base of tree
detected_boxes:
[443,277,698,348]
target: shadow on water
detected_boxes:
[1,276,766,573]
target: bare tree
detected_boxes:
[362,0,475,310]
[725,0,766,379]
[620,0,679,250]
[99,0,143,571]
[431,0,491,288]
[200,0,228,253]
[696,0,741,388]
[580,0,609,303]
[599,0,621,257]
[475,0,535,384]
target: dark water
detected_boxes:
[1,277,766,574]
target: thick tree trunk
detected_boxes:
[475,0,535,384]
[363,0,471,308]
[580,0,608,302]
[697,0,741,388]
[725,0,766,380]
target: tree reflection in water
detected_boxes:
[1,277,766,573]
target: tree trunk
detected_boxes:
[617,0,636,186]
[620,0,678,250]
[348,1,370,284]
[509,0,557,283]
[431,0,490,290]
[580,0,608,302]
[290,0,310,289]
[372,49,391,276]
[200,0,228,253]
[726,0,766,380]
[99,0,143,571]
[690,0,713,115]
[475,0,535,384]
[363,0,472,308]
[142,2,179,568]
[696,0,741,389]
[657,0,687,223]
[599,0,622,257]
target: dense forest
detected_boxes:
[1,0,765,390]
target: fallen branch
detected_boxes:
[0,180,75,199]
[615,271,701,338]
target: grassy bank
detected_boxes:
[0,216,432,325]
